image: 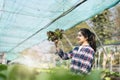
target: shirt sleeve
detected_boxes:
[57,47,78,60]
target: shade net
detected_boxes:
[0,0,120,59]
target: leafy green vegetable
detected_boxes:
[47,28,64,42]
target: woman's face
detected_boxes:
[77,31,87,44]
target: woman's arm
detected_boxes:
[56,47,79,60]
[57,49,73,60]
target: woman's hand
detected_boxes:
[54,40,59,47]
[54,40,60,52]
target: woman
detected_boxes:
[55,28,96,74]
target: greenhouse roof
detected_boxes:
[0,0,120,59]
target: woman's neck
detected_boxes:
[81,41,89,46]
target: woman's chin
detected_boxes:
[78,42,82,45]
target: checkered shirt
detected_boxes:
[57,45,95,74]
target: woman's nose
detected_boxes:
[76,36,79,39]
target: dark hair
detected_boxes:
[79,28,96,52]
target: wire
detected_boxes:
[0,0,5,22]
[63,34,74,48]
[0,10,39,18]
[8,0,87,52]
[1,0,18,34]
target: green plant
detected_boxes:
[36,68,102,80]
[8,64,36,80]
[47,28,64,42]
[0,64,103,80]
[0,64,7,80]
[0,64,7,71]
[102,69,120,80]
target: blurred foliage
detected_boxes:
[0,64,7,71]
[0,64,7,80]
[0,64,120,80]
[36,67,102,80]
[115,5,120,34]
[102,69,120,80]
[8,64,36,80]
[0,64,103,80]
[90,8,120,44]
[90,10,113,44]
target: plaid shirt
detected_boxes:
[57,45,95,74]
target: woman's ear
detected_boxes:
[85,37,88,40]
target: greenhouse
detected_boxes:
[0,0,120,80]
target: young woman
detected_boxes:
[55,28,96,74]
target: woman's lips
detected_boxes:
[77,39,80,41]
